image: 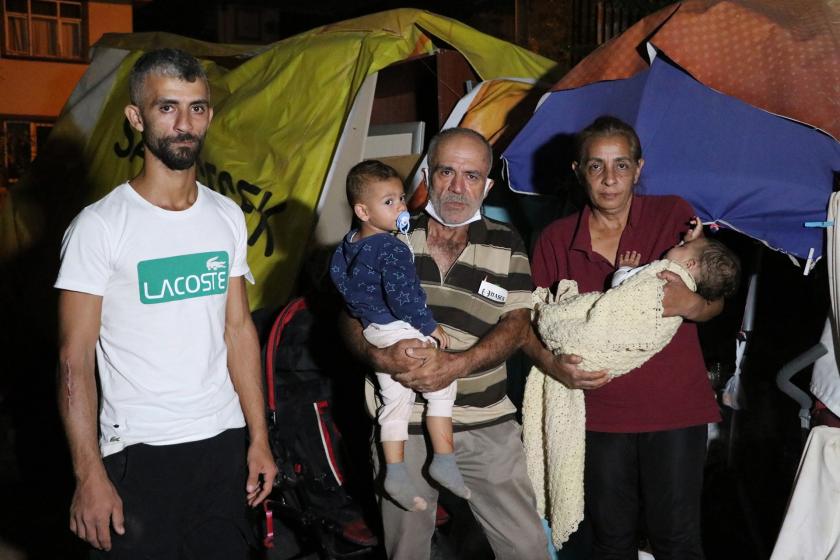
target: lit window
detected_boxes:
[1,118,53,184]
[3,0,85,60]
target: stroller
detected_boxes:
[258,296,378,559]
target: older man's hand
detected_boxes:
[370,338,433,375]
[392,347,464,393]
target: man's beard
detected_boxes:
[429,192,478,224]
[144,131,204,171]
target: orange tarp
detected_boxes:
[556,0,840,140]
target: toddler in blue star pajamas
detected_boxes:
[331,160,470,512]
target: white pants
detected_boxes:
[363,321,457,442]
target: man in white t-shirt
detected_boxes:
[55,48,277,558]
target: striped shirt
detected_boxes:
[365,213,534,430]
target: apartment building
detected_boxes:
[0,0,132,187]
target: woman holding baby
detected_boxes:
[523,116,729,560]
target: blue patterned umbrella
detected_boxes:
[502,55,840,260]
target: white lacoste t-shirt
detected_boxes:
[55,182,251,456]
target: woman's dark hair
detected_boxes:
[574,116,642,164]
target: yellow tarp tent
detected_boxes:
[4,9,556,310]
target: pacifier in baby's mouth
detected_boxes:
[396,211,416,261]
[396,211,411,234]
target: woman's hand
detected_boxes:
[541,353,611,390]
[523,326,610,390]
[659,270,723,321]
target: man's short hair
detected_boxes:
[129,48,208,105]
[346,160,402,205]
[427,128,493,175]
[575,116,642,164]
[695,238,741,300]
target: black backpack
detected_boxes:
[260,296,377,558]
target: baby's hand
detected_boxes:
[685,216,704,242]
[618,250,641,268]
[432,325,449,350]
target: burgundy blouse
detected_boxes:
[532,195,721,432]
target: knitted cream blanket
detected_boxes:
[523,260,695,548]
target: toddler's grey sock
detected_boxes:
[429,453,471,499]
[384,462,428,512]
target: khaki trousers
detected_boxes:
[373,419,550,560]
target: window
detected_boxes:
[571,0,670,64]
[1,118,53,185]
[3,0,85,60]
